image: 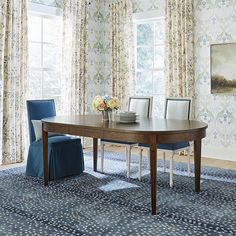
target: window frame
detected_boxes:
[28,4,62,104]
[134,16,165,96]
[133,12,166,118]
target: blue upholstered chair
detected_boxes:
[138,98,192,186]
[26,99,84,180]
[100,96,153,177]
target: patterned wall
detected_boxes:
[86,0,110,112]
[132,0,164,13]
[194,0,236,160]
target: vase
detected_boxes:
[108,110,113,121]
[102,110,109,121]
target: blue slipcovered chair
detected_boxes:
[26,99,84,180]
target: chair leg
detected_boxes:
[163,152,166,173]
[138,148,143,181]
[101,142,105,172]
[187,148,191,176]
[127,146,131,178]
[170,153,174,188]
[125,146,128,167]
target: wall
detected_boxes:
[86,0,111,112]
[132,0,164,13]
[194,0,236,161]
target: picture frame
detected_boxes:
[210,43,236,94]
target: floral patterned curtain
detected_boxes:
[165,0,194,98]
[111,0,134,109]
[61,0,88,115]
[0,0,28,164]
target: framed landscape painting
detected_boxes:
[211,43,236,94]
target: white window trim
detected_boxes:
[133,10,165,22]
[28,2,61,17]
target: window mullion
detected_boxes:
[152,22,155,96]
[41,16,44,98]
[134,22,137,95]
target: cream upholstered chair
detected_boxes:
[100,96,153,177]
[138,98,192,186]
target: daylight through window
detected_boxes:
[134,18,165,117]
[28,14,62,113]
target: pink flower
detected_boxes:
[98,101,105,110]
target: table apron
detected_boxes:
[156,129,206,143]
[43,123,206,144]
[43,123,103,139]
[102,130,148,143]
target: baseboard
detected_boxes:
[202,145,236,162]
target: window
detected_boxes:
[28,13,62,113]
[134,18,165,117]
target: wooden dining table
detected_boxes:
[42,115,207,215]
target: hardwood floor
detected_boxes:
[0,162,26,170]
[1,145,236,171]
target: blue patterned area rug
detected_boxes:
[0,151,235,236]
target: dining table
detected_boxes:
[42,115,208,215]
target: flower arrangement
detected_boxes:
[92,95,120,111]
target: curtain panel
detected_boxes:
[0,0,28,164]
[111,0,134,109]
[165,0,194,98]
[61,0,88,115]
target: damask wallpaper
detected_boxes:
[194,0,236,160]
[132,0,164,14]
[86,0,111,112]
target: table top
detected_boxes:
[42,115,208,135]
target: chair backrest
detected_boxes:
[164,98,192,120]
[27,99,56,144]
[128,96,153,118]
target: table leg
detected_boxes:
[194,139,202,192]
[42,125,48,186]
[149,136,157,215]
[93,138,98,172]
